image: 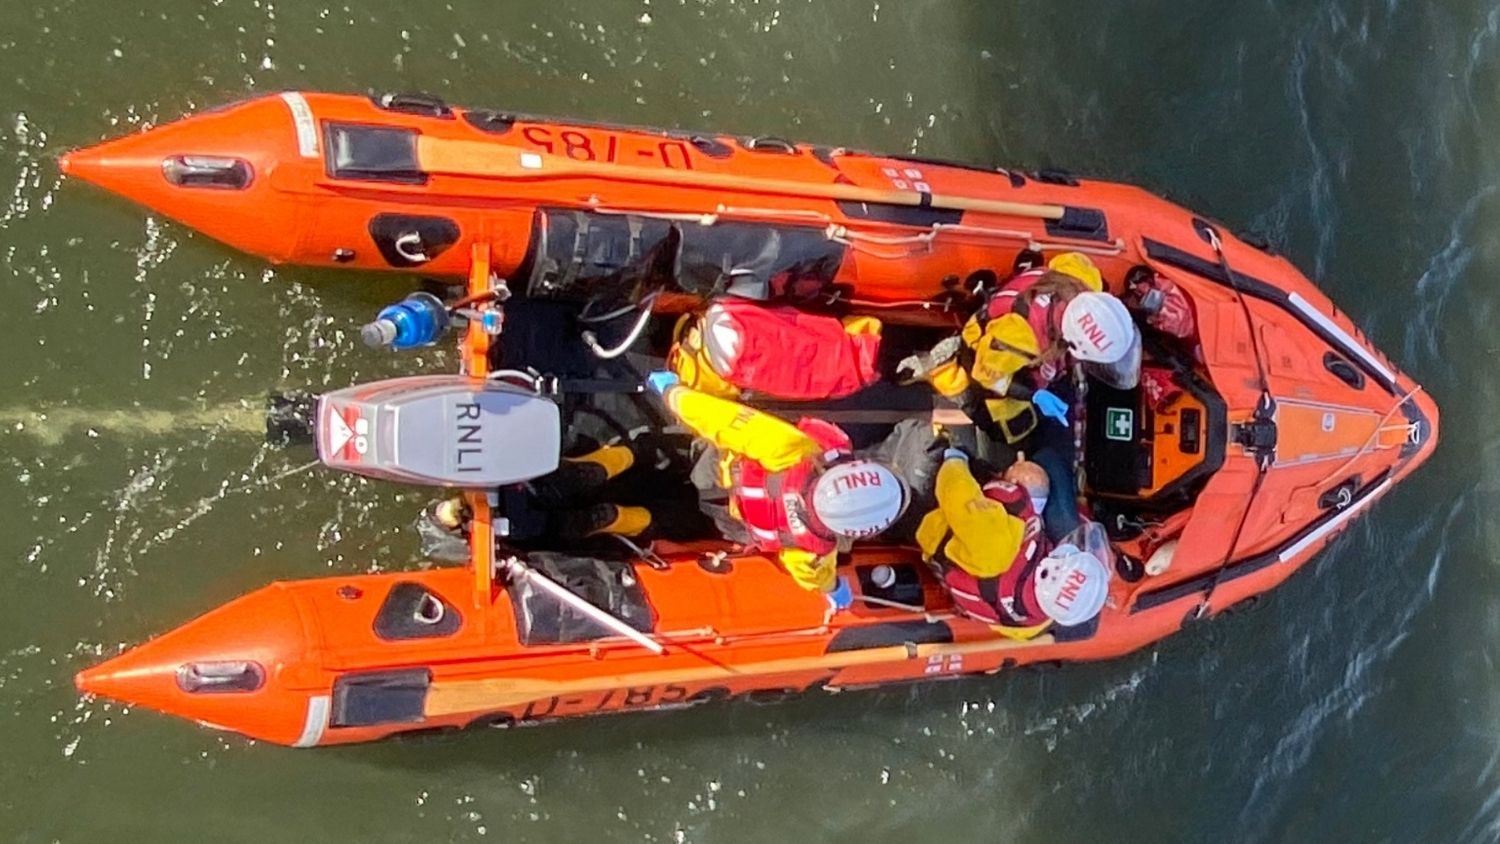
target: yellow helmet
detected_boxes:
[1047,252,1103,292]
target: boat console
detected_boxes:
[1084,359,1226,511]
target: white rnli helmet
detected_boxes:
[1061,292,1136,364]
[810,460,907,539]
[1032,546,1111,626]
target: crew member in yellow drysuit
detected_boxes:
[648,371,907,603]
[917,449,1109,636]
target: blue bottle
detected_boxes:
[360,292,450,350]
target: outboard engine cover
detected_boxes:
[315,375,560,486]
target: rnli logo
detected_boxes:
[829,470,884,494]
[1053,569,1091,611]
[454,401,484,473]
[1076,312,1115,353]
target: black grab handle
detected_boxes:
[373,92,453,119]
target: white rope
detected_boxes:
[1309,384,1426,488]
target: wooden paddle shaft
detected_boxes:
[417,137,1067,222]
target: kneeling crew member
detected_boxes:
[902,252,1141,430]
[901,252,1140,539]
[647,370,907,602]
[917,450,1109,636]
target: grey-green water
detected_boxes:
[1,1,1494,840]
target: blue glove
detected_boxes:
[942,448,969,463]
[1033,388,1069,425]
[827,576,854,610]
[645,370,680,395]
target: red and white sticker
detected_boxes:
[880,166,931,193]
[326,404,369,461]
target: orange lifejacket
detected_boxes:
[729,418,850,556]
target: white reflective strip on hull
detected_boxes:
[1286,292,1396,384]
[1273,396,1384,417]
[1276,480,1391,563]
[292,694,331,748]
[1272,448,1362,469]
[279,92,320,159]
[737,487,768,500]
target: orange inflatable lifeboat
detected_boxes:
[64,93,1438,747]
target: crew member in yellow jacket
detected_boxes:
[917,449,1109,635]
[900,251,1139,541]
[647,370,908,604]
[899,252,1132,439]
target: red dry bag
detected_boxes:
[671,298,882,400]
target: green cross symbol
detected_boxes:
[1105,407,1134,442]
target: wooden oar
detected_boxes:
[415,136,1067,222]
[424,634,1051,717]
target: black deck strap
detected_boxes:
[855,561,926,606]
[918,191,933,208]
[835,200,962,227]
[826,620,953,652]
[545,376,644,395]
[1050,615,1100,642]
[689,135,733,159]
[1034,169,1080,187]
[372,92,452,118]
[1045,206,1110,242]
[978,576,1002,612]
[752,382,973,427]
[888,153,1009,179]
[461,108,516,135]
[752,381,944,415]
